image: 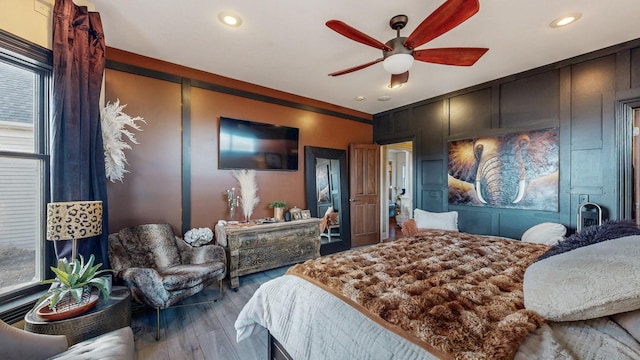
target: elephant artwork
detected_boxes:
[448,128,559,211]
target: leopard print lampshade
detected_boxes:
[46,201,103,260]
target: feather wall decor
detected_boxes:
[100,99,146,182]
[232,169,260,221]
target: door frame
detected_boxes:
[377,137,415,241]
[615,88,640,220]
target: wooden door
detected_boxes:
[349,143,380,247]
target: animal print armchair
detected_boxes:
[108,223,226,339]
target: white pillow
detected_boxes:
[521,222,566,245]
[524,235,640,321]
[413,209,458,231]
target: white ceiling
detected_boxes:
[91,0,640,115]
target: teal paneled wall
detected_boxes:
[374,39,640,237]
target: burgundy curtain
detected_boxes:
[51,0,109,268]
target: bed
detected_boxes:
[236,221,640,360]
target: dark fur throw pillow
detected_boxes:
[538,219,640,261]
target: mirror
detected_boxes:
[304,146,350,255]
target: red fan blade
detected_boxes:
[390,72,409,88]
[326,20,393,51]
[328,58,384,76]
[404,0,480,49]
[413,48,488,66]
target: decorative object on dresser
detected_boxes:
[100,98,145,183]
[289,206,302,220]
[46,200,103,262]
[215,218,321,290]
[225,187,240,221]
[107,223,227,340]
[268,200,287,222]
[231,169,260,222]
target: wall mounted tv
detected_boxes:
[218,117,299,171]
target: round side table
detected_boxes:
[24,286,131,346]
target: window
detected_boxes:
[0,30,51,304]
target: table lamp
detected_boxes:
[46,201,103,261]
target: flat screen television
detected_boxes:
[218,117,299,171]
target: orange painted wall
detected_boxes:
[105,70,183,234]
[105,49,372,235]
[190,87,371,229]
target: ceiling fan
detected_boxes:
[326,0,489,88]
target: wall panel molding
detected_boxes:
[106,47,372,123]
[181,79,191,233]
[374,37,640,236]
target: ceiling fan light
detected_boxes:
[383,54,414,74]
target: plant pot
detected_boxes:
[36,287,99,321]
[274,207,284,222]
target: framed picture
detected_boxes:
[448,127,559,211]
[301,210,311,219]
[290,207,302,220]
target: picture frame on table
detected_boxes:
[301,210,311,219]
[290,207,302,220]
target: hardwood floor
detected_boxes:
[385,216,400,242]
[131,266,288,360]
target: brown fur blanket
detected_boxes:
[287,230,549,360]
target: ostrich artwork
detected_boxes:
[448,128,559,211]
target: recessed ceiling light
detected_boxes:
[550,13,581,28]
[377,95,392,102]
[388,83,403,89]
[218,12,242,27]
[355,96,366,101]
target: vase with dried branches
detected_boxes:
[231,169,260,222]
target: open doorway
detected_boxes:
[380,141,413,241]
[614,89,640,223]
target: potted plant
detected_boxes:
[34,254,114,320]
[269,200,287,222]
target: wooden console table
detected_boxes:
[216,218,321,290]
